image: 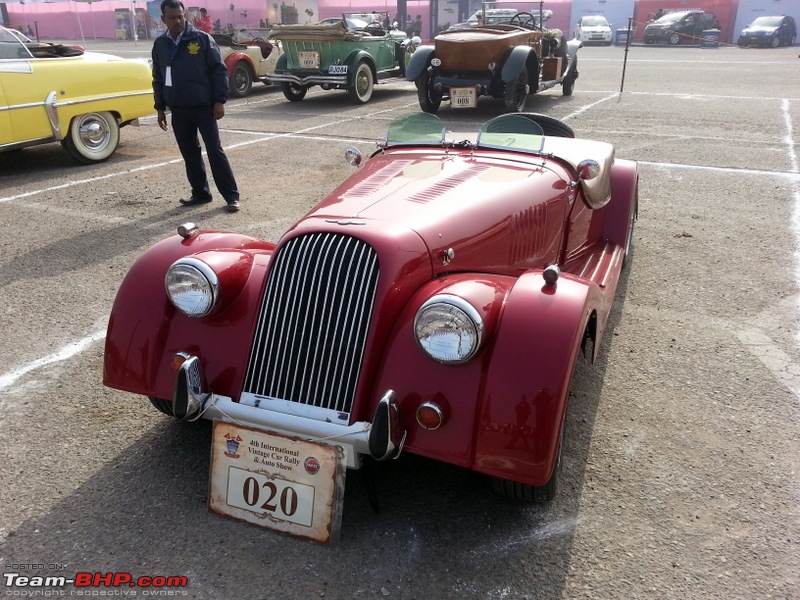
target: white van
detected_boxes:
[575,15,613,45]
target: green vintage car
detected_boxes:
[267,14,411,104]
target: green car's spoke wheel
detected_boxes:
[60,111,120,164]
[229,60,253,98]
[282,82,307,102]
[348,61,374,104]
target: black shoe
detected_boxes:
[179,196,212,207]
[225,200,240,212]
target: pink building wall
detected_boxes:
[3,0,760,45]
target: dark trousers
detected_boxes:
[171,105,239,203]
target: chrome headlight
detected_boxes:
[165,257,218,317]
[414,295,483,364]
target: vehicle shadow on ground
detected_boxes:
[0,203,221,288]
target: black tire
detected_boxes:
[491,424,564,503]
[517,113,575,138]
[668,32,681,45]
[623,182,638,267]
[149,397,175,417]
[503,67,528,112]
[415,72,442,113]
[229,60,253,98]
[562,55,577,96]
[60,111,119,164]
[348,61,374,104]
[770,36,780,48]
[282,82,307,102]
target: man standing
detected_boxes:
[152,0,240,212]
[193,7,212,33]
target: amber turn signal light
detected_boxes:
[170,352,190,372]
[416,401,445,430]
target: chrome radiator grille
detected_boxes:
[242,233,379,417]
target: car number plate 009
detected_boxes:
[209,422,345,545]
[328,64,348,75]
[298,51,319,68]
[450,87,476,108]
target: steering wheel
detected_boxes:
[509,12,540,30]
[365,22,385,35]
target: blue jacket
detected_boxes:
[152,23,228,110]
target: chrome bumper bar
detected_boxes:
[266,72,347,86]
[172,353,404,469]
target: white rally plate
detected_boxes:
[298,51,320,69]
[450,87,476,108]
[209,422,345,545]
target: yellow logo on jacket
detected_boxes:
[187,41,201,55]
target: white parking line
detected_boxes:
[0,330,106,392]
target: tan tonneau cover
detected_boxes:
[268,21,365,42]
[433,25,541,71]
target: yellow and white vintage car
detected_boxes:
[0,26,154,164]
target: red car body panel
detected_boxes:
[103,115,638,493]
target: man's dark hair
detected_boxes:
[161,0,185,15]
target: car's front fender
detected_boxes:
[405,45,434,81]
[103,231,275,401]
[369,270,598,487]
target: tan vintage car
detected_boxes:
[0,25,154,164]
[406,8,580,113]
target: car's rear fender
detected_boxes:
[223,51,255,75]
[274,52,289,71]
[103,231,275,401]
[500,45,536,84]
[405,45,434,81]
[345,49,376,80]
[602,159,639,249]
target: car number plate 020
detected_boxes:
[450,87,476,108]
[209,422,345,545]
[298,51,320,68]
[328,64,348,75]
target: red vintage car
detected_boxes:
[103,112,637,503]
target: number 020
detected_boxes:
[242,477,299,517]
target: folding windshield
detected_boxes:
[382,113,545,154]
[384,113,446,145]
[477,114,544,152]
